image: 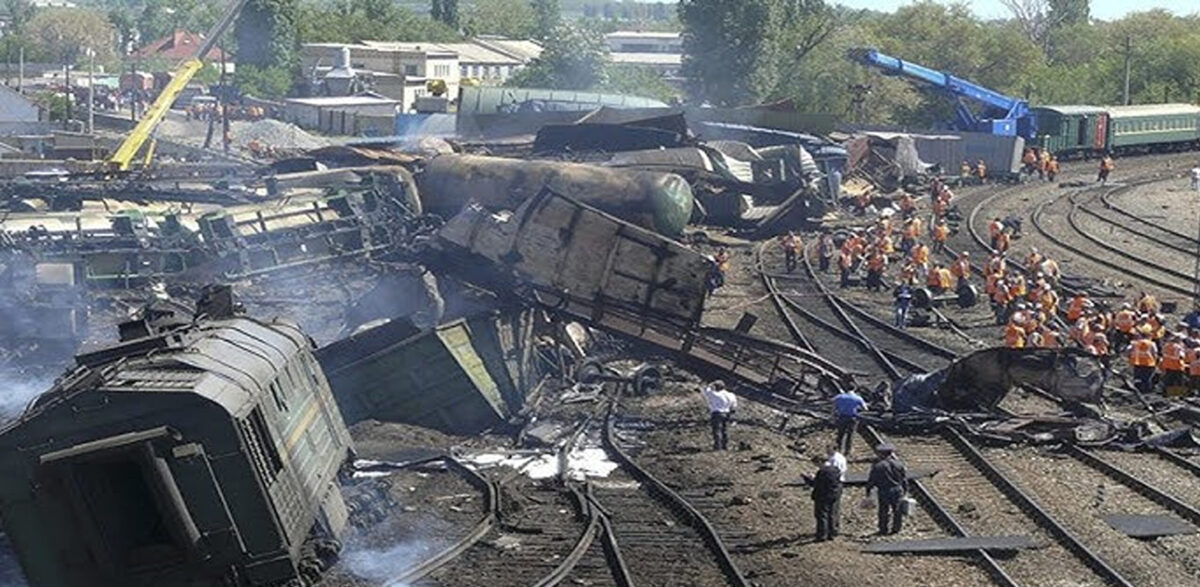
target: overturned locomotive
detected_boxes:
[0,288,354,586]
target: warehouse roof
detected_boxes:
[610,52,682,66]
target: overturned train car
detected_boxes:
[0,307,354,586]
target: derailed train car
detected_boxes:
[0,290,353,587]
[434,188,710,334]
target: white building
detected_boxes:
[604,31,683,79]
[300,38,543,111]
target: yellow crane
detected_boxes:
[105,0,249,174]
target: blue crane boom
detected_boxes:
[849,48,1036,140]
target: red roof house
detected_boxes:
[134,30,228,62]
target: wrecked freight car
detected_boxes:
[416,154,695,237]
[892,347,1107,413]
[0,287,353,587]
[431,188,710,334]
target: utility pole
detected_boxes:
[1122,35,1132,106]
[87,47,95,134]
[18,46,24,94]
[63,61,71,130]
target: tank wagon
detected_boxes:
[0,288,354,587]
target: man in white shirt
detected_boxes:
[701,380,738,450]
[1191,166,1200,192]
[824,445,847,481]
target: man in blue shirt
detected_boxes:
[832,388,868,456]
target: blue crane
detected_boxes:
[849,48,1036,140]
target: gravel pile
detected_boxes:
[231,119,329,150]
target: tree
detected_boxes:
[233,63,293,99]
[1001,0,1087,51]
[27,8,117,64]
[779,0,841,63]
[506,24,608,89]
[678,0,782,106]
[461,0,537,38]
[237,0,298,69]
[531,0,560,40]
[296,0,461,43]
[603,64,679,103]
[431,0,459,28]
[1048,0,1088,27]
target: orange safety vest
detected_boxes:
[1161,342,1186,372]
[912,245,930,265]
[1101,157,1114,171]
[1137,295,1160,314]
[996,232,1011,251]
[839,251,854,270]
[951,259,970,278]
[1022,150,1036,165]
[879,236,895,254]
[868,254,886,271]
[1026,253,1043,272]
[1004,323,1025,348]
[1092,334,1109,356]
[1130,339,1158,367]
[1066,297,1088,322]
[992,287,1010,306]
[988,221,1003,239]
[933,224,949,242]
[936,268,952,289]
[1010,276,1027,297]
[903,222,920,240]
[900,195,916,212]
[1187,348,1200,376]
[933,199,947,217]
[1041,330,1061,349]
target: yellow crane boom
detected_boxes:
[105,0,249,173]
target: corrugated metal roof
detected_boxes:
[1034,105,1106,116]
[1106,103,1200,118]
[285,96,400,107]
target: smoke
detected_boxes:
[341,538,429,586]
[0,371,51,424]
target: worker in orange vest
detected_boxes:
[926,263,953,293]
[1128,333,1158,394]
[1112,303,1137,350]
[1008,272,1027,299]
[1160,335,1187,395]
[950,252,971,285]
[1038,288,1059,317]
[1025,248,1043,274]
[1039,327,1061,349]
[1045,156,1060,182]
[877,233,895,256]
[1187,345,1200,396]
[1136,291,1160,314]
[866,249,887,292]
[994,229,1012,253]
[1098,154,1115,185]
[839,248,856,288]
[975,159,988,184]
[1004,321,1025,348]
[911,242,930,273]
[781,231,802,273]
[932,196,948,219]
[1066,293,1090,323]
[1021,148,1037,176]
[898,262,918,286]
[985,251,1006,275]
[991,280,1010,324]
[988,218,1004,249]
[932,219,950,253]
[898,193,916,216]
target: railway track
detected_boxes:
[597,404,750,587]
[983,443,1200,587]
[1028,187,1196,298]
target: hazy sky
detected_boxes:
[827,0,1199,20]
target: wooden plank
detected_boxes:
[1103,514,1197,538]
[863,535,1038,554]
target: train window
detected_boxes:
[270,380,288,412]
[243,407,283,483]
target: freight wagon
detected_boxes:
[0,289,353,587]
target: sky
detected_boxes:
[812,0,1199,21]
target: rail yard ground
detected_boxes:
[7,126,1200,586]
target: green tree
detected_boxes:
[233,63,293,98]
[296,0,461,44]
[678,0,781,106]
[506,24,607,89]
[603,64,679,103]
[531,0,560,40]
[431,0,459,28]
[27,8,117,64]
[461,0,537,38]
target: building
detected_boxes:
[282,94,401,135]
[0,85,39,123]
[300,38,543,111]
[134,30,228,62]
[604,31,683,79]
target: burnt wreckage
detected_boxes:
[0,288,354,587]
